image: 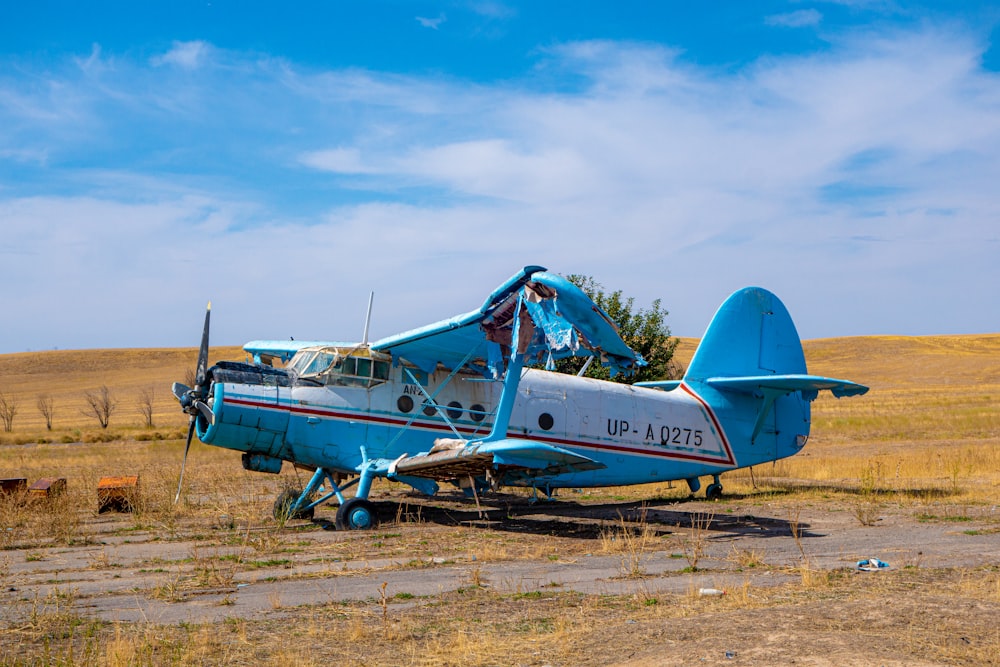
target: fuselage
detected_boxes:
[195,350,811,490]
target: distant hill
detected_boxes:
[1,336,998,444]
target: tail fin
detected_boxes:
[685,287,806,382]
[677,287,867,464]
[636,287,866,467]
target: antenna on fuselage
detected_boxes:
[361,291,375,345]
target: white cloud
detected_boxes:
[765,10,823,28]
[74,43,104,73]
[416,14,446,30]
[152,41,211,69]
[299,147,377,174]
[2,26,999,352]
[467,1,517,21]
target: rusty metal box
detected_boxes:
[1,478,28,495]
[28,477,67,499]
[97,475,141,512]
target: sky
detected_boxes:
[2,1,999,353]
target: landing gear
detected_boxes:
[336,497,377,530]
[273,488,315,521]
[705,474,724,501]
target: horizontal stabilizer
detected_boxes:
[706,374,869,400]
[390,438,605,482]
[705,374,869,444]
[634,380,682,391]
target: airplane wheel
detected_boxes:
[273,489,314,521]
[336,498,377,530]
[705,483,723,501]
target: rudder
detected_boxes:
[684,287,806,383]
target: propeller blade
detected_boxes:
[171,382,191,403]
[195,302,211,390]
[194,399,215,425]
[174,418,196,504]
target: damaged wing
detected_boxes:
[371,265,645,378]
[389,438,605,483]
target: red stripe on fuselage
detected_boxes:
[222,393,737,466]
[680,382,736,466]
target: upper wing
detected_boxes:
[371,265,645,378]
[243,340,352,365]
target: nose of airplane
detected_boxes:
[171,302,214,503]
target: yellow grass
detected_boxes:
[0,345,243,437]
[667,335,1000,501]
[1,335,998,666]
[3,336,998,505]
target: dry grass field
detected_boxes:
[0,336,998,666]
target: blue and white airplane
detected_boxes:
[172,266,868,530]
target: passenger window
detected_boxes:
[317,351,391,389]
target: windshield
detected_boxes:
[287,350,338,377]
[286,346,391,388]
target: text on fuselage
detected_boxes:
[607,419,704,447]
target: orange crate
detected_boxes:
[97,475,141,513]
[28,477,67,499]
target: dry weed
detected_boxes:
[393,501,425,525]
[727,544,766,569]
[600,508,656,578]
[787,505,807,561]
[681,510,714,571]
[798,562,831,588]
[724,579,756,608]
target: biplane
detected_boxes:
[172,266,867,529]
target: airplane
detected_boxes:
[171,266,868,530]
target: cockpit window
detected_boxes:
[329,353,391,388]
[287,350,337,377]
[288,347,390,389]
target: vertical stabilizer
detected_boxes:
[685,287,806,382]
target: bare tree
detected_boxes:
[0,390,18,432]
[137,386,155,428]
[36,394,55,431]
[82,386,118,429]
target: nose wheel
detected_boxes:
[336,497,377,530]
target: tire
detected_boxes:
[705,483,723,501]
[273,489,315,521]
[335,497,377,530]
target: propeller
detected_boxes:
[173,302,213,504]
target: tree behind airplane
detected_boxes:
[554,274,681,384]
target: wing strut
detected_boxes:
[479,294,528,443]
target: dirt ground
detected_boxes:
[1,485,998,665]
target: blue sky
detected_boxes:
[2,1,999,353]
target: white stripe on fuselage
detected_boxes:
[217,367,735,466]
